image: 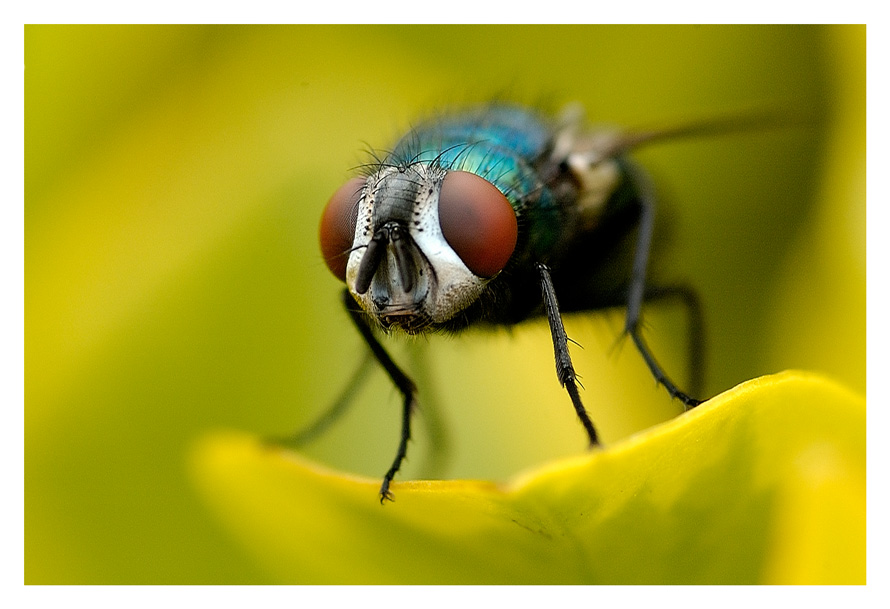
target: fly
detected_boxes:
[287,103,773,503]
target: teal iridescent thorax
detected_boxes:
[386,105,562,257]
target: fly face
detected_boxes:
[320,162,518,334]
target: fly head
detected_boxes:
[319,163,518,334]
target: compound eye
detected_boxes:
[438,171,518,278]
[319,177,365,281]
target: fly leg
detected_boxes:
[271,352,375,447]
[537,262,599,446]
[641,284,706,401]
[625,165,701,409]
[341,288,417,503]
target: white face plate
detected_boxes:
[345,164,488,332]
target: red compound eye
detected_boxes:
[319,177,365,281]
[438,171,518,278]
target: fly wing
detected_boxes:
[569,106,802,163]
[554,105,802,233]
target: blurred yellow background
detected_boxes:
[25,25,864,583]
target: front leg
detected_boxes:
[341,289,417,503]
[537,263,599,446]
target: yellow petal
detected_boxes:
[191,371,864,584]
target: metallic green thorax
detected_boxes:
[386,105,563,260]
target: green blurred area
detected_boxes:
[25,25,864,583]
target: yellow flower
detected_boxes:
[192,372,864,584]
